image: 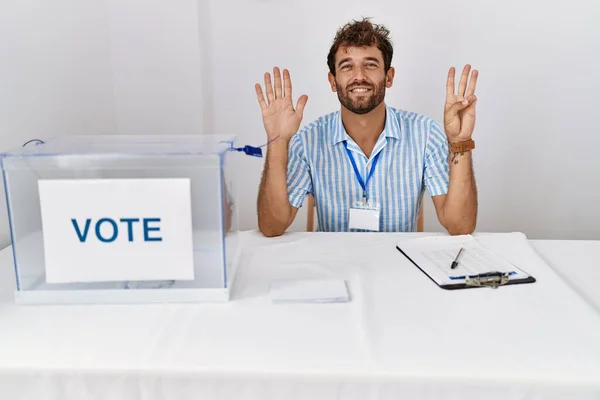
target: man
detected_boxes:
[255,18,478,236]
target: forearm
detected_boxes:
[441,150,477,234]
[257,139,293,237]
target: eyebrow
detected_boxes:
[337,56,381,68]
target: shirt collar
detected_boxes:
[331,104,402,146]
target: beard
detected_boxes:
[336,78,386,115]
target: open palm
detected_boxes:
[444,64,478,142]
[255,67,308,141]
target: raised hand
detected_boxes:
[255,67,308,141]
[444,64,478,143]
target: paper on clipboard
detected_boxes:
[396,235,531,286]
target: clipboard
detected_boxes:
[396,246,536,290]
[395,235,536,290]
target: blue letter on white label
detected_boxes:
[96,218,118,243]
[143,218,162,242]
[71,218,92,242]
[120,218,140,242]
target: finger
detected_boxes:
[295,94,308,115]
[464,95,477,115]
[264,72,274,105]
[446,67,455,97]
[283,69,292,99]
[446,98,471,116]
[458,64,471,97]
[273,66,282,99]
[255,83,267,110]
[466,69,478,97]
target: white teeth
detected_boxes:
[351,88,369,93]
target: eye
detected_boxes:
[341,64,351,70]
[366,62,378,68]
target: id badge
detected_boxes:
[348,200,380,231]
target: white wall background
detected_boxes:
[1,0,599,247]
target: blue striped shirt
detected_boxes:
[286,104,450,232]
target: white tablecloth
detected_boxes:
[0,231,599,400]
[529,239,600,313]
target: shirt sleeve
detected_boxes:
[286,133,313,208]
[423,119,450,196]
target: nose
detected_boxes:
[352,65,368,81]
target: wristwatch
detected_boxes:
[449,139,475,153]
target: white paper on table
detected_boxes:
[270,279,350,303]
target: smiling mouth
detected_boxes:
[349,87,372,94]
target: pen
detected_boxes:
[450,247,464,269]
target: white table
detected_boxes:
[0,231,599,400]
[529,239,600,313]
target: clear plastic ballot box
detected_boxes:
[0,135,242,304]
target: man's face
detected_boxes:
[328,45,394,115]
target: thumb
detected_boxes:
[447,95,476,116]
[295,94,308,115]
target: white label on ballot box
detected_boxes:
[38,178,195,284]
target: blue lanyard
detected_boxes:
[344,141,381,202]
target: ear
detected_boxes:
[385,67,395,88]
[328,72,337,92]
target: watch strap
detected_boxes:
[449,139,475,153]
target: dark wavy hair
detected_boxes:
[327,17,394,76]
